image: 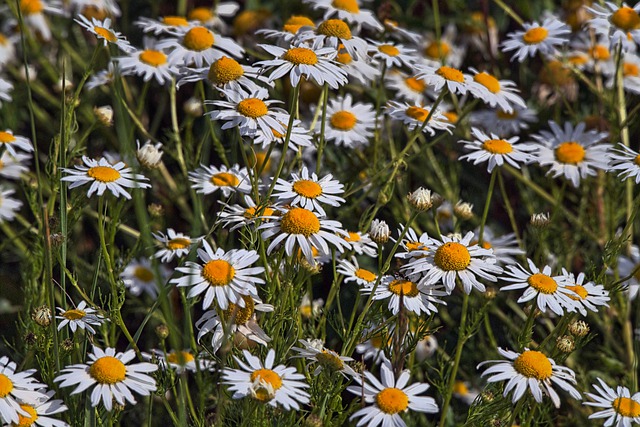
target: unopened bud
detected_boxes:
[136,140,163,169]
[155,324,169,340]
[94,105,114,127]
[530,212,551,228]
[454,201,474,220]
[568,320,589,337]
[184,97,203,117]
[369,219,390,244]
[32,305,52,327]
[556,335,575,353]
[148,203,164,218]
[408,187,433,211]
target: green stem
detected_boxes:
[316,83,329,175]
[478,170,497,244]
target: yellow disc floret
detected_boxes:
[15,404,38,427]
[0,132,16,144]
[237,98,268,118]
[292,180,323,198]
[202,259,235,287]
[134,266,154,282]
[166,351,195,365]
[330,111,357,131]
[283,15,315,34]
[332,0,359,13]
[183,27,214,51]
[0,374,13,398]
[404,76,426,93]
[424,41,450,59]
[611,6,640,32]
[316,351,345,371]
[522,27,549,44]
[139,50,167,67]
[378,44,400,56]
[87,166,121,183]
[555,141,585,164]
[224,295,255,325]
[162,16,189,26]
[20,0,44,15]
[474,72,501,93]
[388,279,419,297]
[482,139,513,154]
[89,356,127,384]
[513,350,552,380]
[405,106,430,122]
[355,268,376,282]
[93,27,117,43]
[62,309,86,320]
[317,19,352,39]
[527,273,558,294]
[188,8,213,23]
[613,397,640,417]
[434,242,471,271]
[208,57,244,85]
[168,237,191,250]
[280,207,320,236]
[283,47,318,65]
[250,369,282,401]
[566,285,588,300]
[376,388,409,414]
[436,66,465,82]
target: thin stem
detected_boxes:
[316,83,329,175]
[479,170,497,245]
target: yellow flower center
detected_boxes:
[453,381,469,395]
[183,27,214,51]
[237,98,268,118]
[496,110,518,119]
[444,111,458,123]
[0,160,4,170]
[202,259,235,287]
[14,405,38,427]
[250,369,283,401]
[527,273,558,294]
[283,15,315,34]
[332,0,360,13]
[404,76,426,93]
[79,6,108,21]
[568,53,589,66]
[0,132,16,144]
[424,41,450,59]
[20,0,43,15]
[292,180,323,198]
[554,141,585,164]
[166,351,195,365]
[162,16,189,26]
[406,241,426,251]
[0,374,13,398]
[624,62,640,77]
[139,50,167,67]
[244,206,274,218]
[336,49,352,65]
[434,242,471,271]
[589,45,610,61]
[611,7,640,32]
[316,351,344,371]
[93,27,117,43]
[634,154,640,166]
[208,56,244,85]
[167,237,191,250]
[436,66,465,82]
[613,397,640,417]
[376,388,409,414]
[482,139,513,154]
[513,350,552,380]
[282,47,318,65]
[474,72,501,93]
[482,241,492,249]
[405,106,430,122]
[388,279,419,297]
[344,231,360,242]
[522,27,549,44]
[223,295,255,325]
[89,356,127,384]
[330,110,357,131]
[317,19,352,39]
[378,44,400,56]
[188,8,213,22]
[62,309,86,320]
[355,268,376,282]
[133,266,154,282]
[566,284,588,300]
[280,207,320,237]
[87,166,121,183]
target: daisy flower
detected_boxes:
[356,325,393,364]
[295,19,369,60]
[394,226,433,260]
[467,68,526,113]
[588,2,640,52]
[402,231,503,294]
[86,62,117,90]
[529,121,612,188]
[610,144,640,184]
[470,106,538,136]
[304,0,383,31]
[612,245,640,301]
[217,195,278,231]
[152,228,202,263]
[343,230,378,257]
[196,295,273,353]
[134,15,193,36]
[322,93,376,148]
[416,64,472,95]
[363,274,446,316]
[56,300,107,334]
[0,78,13,107]
[347,361,438,427]
[205,87,289,141]
[74,15,133,52]
[0,151,30,180]
[584,377,640,427]
[0,356,46,424]
[8,389,68,427]
[61,156,150,199]
[385,101,454,135]
[115,45,180,85]
[291,339,357,378]
[604,53,640,95]
[501,17,570,62]
[146,349,215,374]
[453,381,480,405]
[458,128,533,173]
[0,187,23,224]
[385,71,429,105]
[188,163,251,197]
[257,15,316,43]
[120,258,170,298]
[171,241,264,310]
[0,130,33,156]
[300,293,324,319]
[337,256,378,286]
[415,335,438,362]
[178,56,267,91]
[18,0,63,42]
[258,206,349,264]
[54,346,157,411]
[157,25,244,67]
[222,349,310,410]
[272,166,345,216]
[253,119,314,152]
[472,227,524,266]
[368,40,417,69]
[478,347,581,408]
[560,269,610,316]
[334,46,380,84]
[420,26,465,68]
[383,19,421,44]
[501,259,578,316]
[255,44,348,89]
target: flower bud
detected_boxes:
[136,141,163,169]
[568,320,589,337]
[32,305,52,327]
[408,187,433,211]
[454,201,474,220]
[93,105,114,127]
[155,324,169,340]
[369,219,390,244]
[556,335,575,353]
[530,212,551,228]
[184,97,203,117]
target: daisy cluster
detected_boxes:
[3,0,640,425]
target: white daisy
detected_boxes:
[272,166,345,216]
[54,346,158,411]
[415,64,472,95]
[610,144,640,183]
[385,101,454,135]
[257,15,316,43]
[171,240,264,310]
[304,0,383,32]
[385,71,429,105]
[0,130,33,156]
[0,356,46,424]
[134,15,193,36]
[56,301,107,335]
[420,26,465,68]
[152,229,202,263]
[61,156,150,199]
[612,245,640,301]
[0,187,23,224]
[221,349,310,410]
[7,389,69,427]
[0,78,13,107]
[178,56,267,91]
[253,119,314,152]
[295,19,369,60]
[120,258,170,298]
[300,293,324,319]
[368,40,417,69]
[74,15,133,52]
[472,227,524,266]
[529,121,612,188]
[337,256,378,286]
[478,347,581,408]
[584,377,640,427]
[363,274,446,316]
[470,106,538,136]
[188,3,240,30]
[501,259,579,316]
[256,43,348,89]
[458,127,533,173]
[205,87,290,141]
[347,361,438,427]
[115,46,180,85]
[322,93,376,148]
[258,206,349,264]
[0,151,29,180]
[217,195,278,231]
[291,339,357,378]
[588,2,640,52]
[467,68,526,113]
[343,230,378,257]
[157,25,244,67]
[604,53,640,95]
[402,231,503,294]
[86,62,117,90]
[355,325,392,364]
[560,269,610,316]
[334,46,379,84]
[146,349,215,374]
[394,226,433,260]
[188,163,252,197]
[501,17,570,62]
[382,19,421,44]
